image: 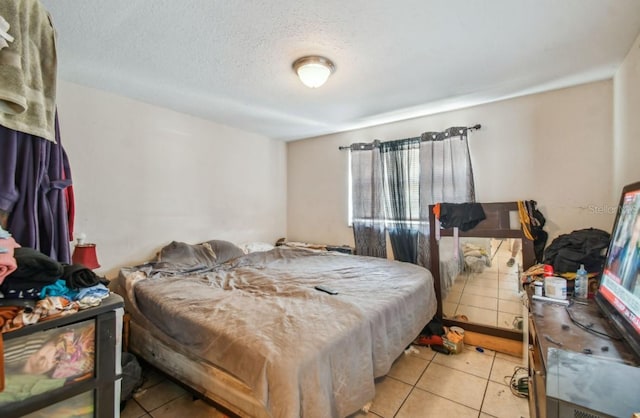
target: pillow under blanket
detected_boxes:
[154,240,245,273]
[199,239,245,264]
[155,241,218,271]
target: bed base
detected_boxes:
[129,320,271,418]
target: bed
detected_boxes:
[110,241,437,418]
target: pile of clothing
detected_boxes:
[0,227,109,333]
[413,317,465,355]
[0,226,20,282]
[462,243,491,273]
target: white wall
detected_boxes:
[57,81,287,278]
[287,80,615,248]
[614,31,640,192]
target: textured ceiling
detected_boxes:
[41,0,640,141]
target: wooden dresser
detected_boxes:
[527,290,640,418]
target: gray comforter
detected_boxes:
[114,248,436,418]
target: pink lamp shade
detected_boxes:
[72,243,101,269]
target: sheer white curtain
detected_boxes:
[417,127,476,267]
[419,127,475,204]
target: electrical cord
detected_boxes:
[504,366,529,398]
[564,303,623,341]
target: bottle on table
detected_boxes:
[575,264,588,300]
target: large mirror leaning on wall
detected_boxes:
[440,237,524,329]
[429,202,536,341]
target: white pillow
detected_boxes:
[238,242,275,254]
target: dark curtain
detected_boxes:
[0,114,73,263]
[350,142,386,258]
[380,138,420,263]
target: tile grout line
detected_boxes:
[406,386,483,416]
[135,352,525,418]
[477,354,496,417]
[411,353,503,415]
[390,356,435,417]
[132,399,148,418]
[133,375,190,417]
[392,385,416,418]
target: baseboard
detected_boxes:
[463,330,523,358]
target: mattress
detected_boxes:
[113,247,436,418]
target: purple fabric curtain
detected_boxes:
[0,114,73,263]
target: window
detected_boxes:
[348,127,476,227]
[347,126,476,261]
[348,143,420,226]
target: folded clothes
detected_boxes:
[0,305,20,329]
[0,236,20,284]
[40,279,79,300]
[10,247,63,283]
[75,283,109,300]
[0,297,81,332]
[0,236,19,248]
[62,264,101,289]
[0,251,17,285]
[0,277,45,299]
[19,296,79,327]
[38,296,78,318]
[77,296,102,309]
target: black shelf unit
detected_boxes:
[1,294,124,418]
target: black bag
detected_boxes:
[543,228,610,274]
[120,352,143,406]
[421,317,445,336]
[526,200,548,263]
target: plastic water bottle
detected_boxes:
[575,264,588,299]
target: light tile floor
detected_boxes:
[443,239,527,331]
[121,344,530,418]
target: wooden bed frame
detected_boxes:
[128,320,270,417]
[123,313,260,418]
[429,201,536,342]
[118,283,274,416]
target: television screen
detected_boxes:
[595,181,640,358]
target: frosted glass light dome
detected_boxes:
[292,56,335,88]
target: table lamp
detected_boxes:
[71,233,100,269]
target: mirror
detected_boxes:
[429,202,537,342]
[439,237,525,331]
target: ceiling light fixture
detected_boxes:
[292,56,335,88]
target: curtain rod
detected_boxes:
[338,124,481,151]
